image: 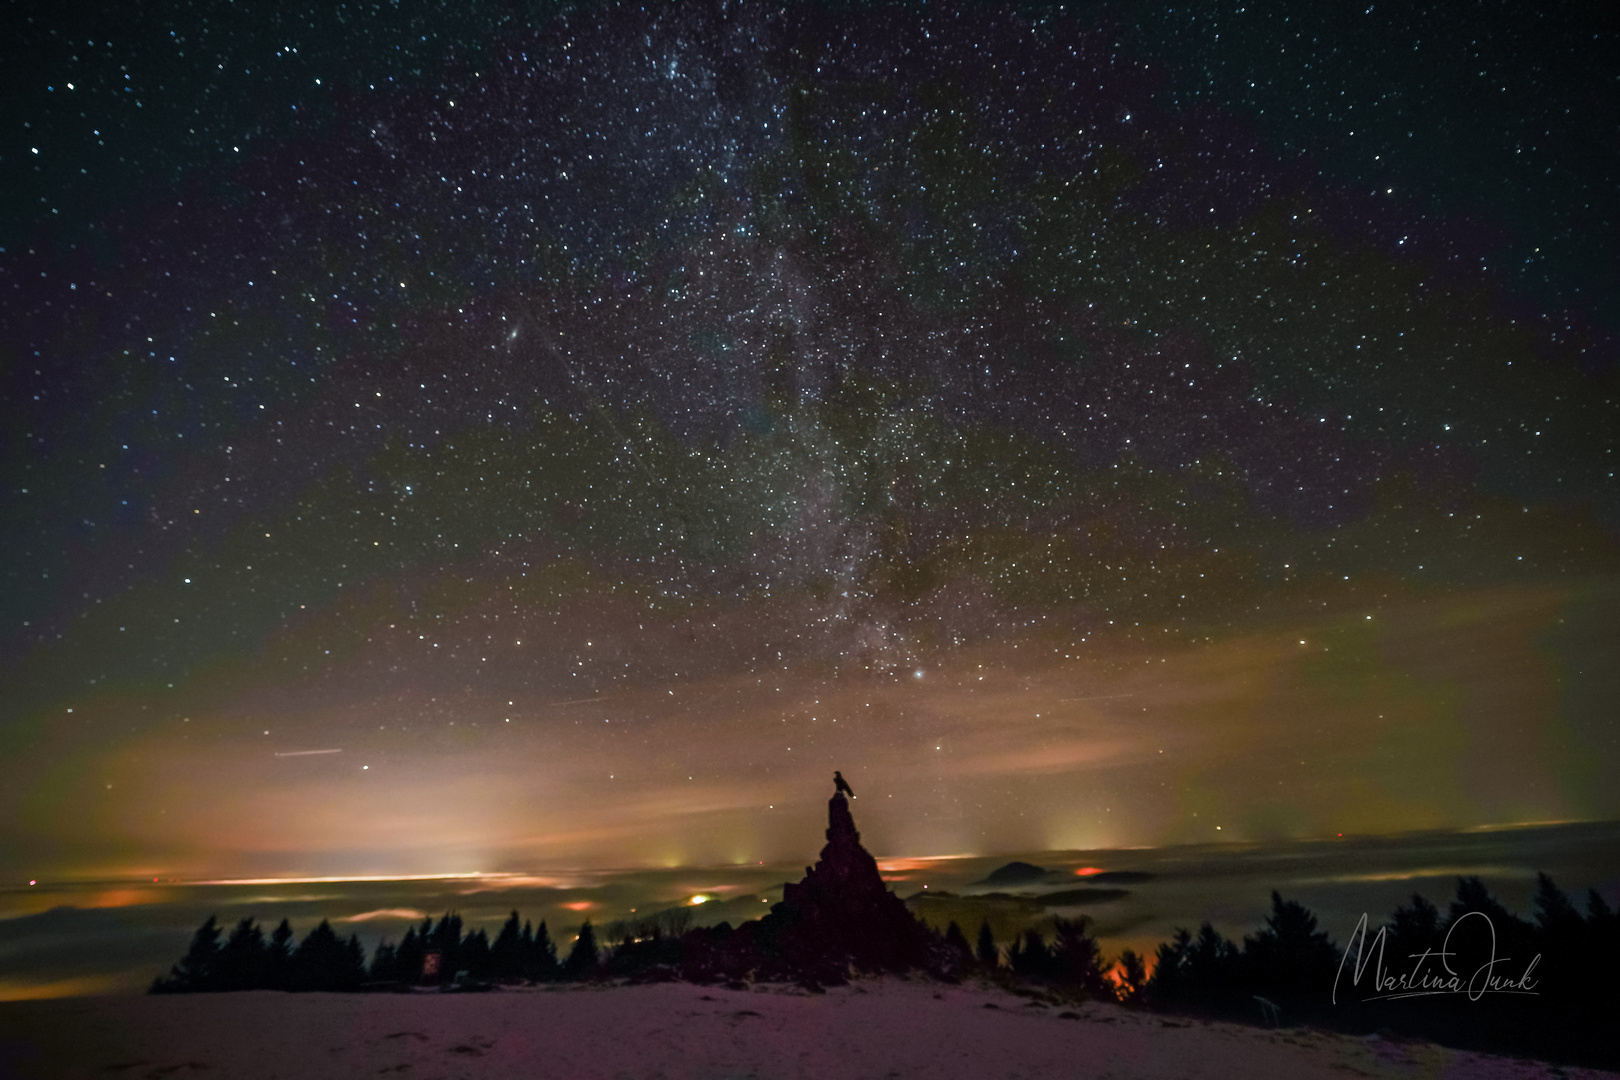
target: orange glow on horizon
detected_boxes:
[0,974,127,1002]
[876,855,975,873]
[13,583,1604,883]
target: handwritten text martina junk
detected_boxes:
[1333,912,1540,1004]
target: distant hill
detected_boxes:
[905,888,1128,910]
[972,861,1050,886]
[971,863,1154,888]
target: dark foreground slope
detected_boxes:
[7,980,1610,1080]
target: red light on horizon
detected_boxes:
[1074,867,1105,877]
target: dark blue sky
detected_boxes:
[2,1,1616,878]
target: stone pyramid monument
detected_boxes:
[772,784,934,974]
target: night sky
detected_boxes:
[4,0,1617,884]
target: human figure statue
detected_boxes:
[834,770,856,799]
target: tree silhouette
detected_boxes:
[426,913,464,984]
[152,915,223,992]
[1008,927,1051,979]
[943,920,973,963]
[1188,921,1240,1002]
[290,919,366,991]
[603,921,686,979]
[1446,875,1537,992]
[1243,891,1340,1006]
[1385,891,1441,964]
[563,920,600,980]
[369,940,399,983]
[527,919,561,982]
[1147,922,1241,1010]
[1533,873,1583,937]
[266,918,294,990]
[491,911,524,982]
[345,934,367,986]
[1146,927,1193,1005]
[1115,948,1148,1006]
[215,917,268,991]
[394,919,429,984]
[461,927,493,982]
[975,919,999,969]
[1050,916,1114,999]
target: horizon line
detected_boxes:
[15,818,1615,889]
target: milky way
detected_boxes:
[3,2,1616,880]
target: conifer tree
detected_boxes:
[396,920,429,984]
[370,941,399,983]
[292,919,365,991]
[563,920,599,980]
[1242,892,1339,1004]
[427,913,463,984]
[528,920,561,982]
[1009,927,1051,979]
[152,915,223,992]
[1187,922,1240,1006]
[975,919,999,969]
[216,917,268,990]
[519,920,536,979]
[1147,923,1240,1009]
[345,933,368,986]
[461,927,493,981]
[1051,916,1114,999]
[267,918,295,990]
[1116,949,1148,1006]
[1147,927,1194,1005]
[492,911,524,982]
[1532,873,1583,938]
[1447,876,1537,993]
[1386,892,1441,962]
[944,920,973,961]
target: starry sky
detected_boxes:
[3,0,1617,884]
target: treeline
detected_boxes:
[372,913,574,986]
[152,912,597,992]
[150,905,1101,994]
[152,873,1618,1069]
[938,915,1118,1001]
[150,917,368,993]
[1139,873,1619,1069]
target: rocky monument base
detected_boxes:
[678,790,940,985]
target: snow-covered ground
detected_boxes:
[0,978,1609,1080]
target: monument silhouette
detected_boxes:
[768,779,932,975]
[675,774,938,985]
